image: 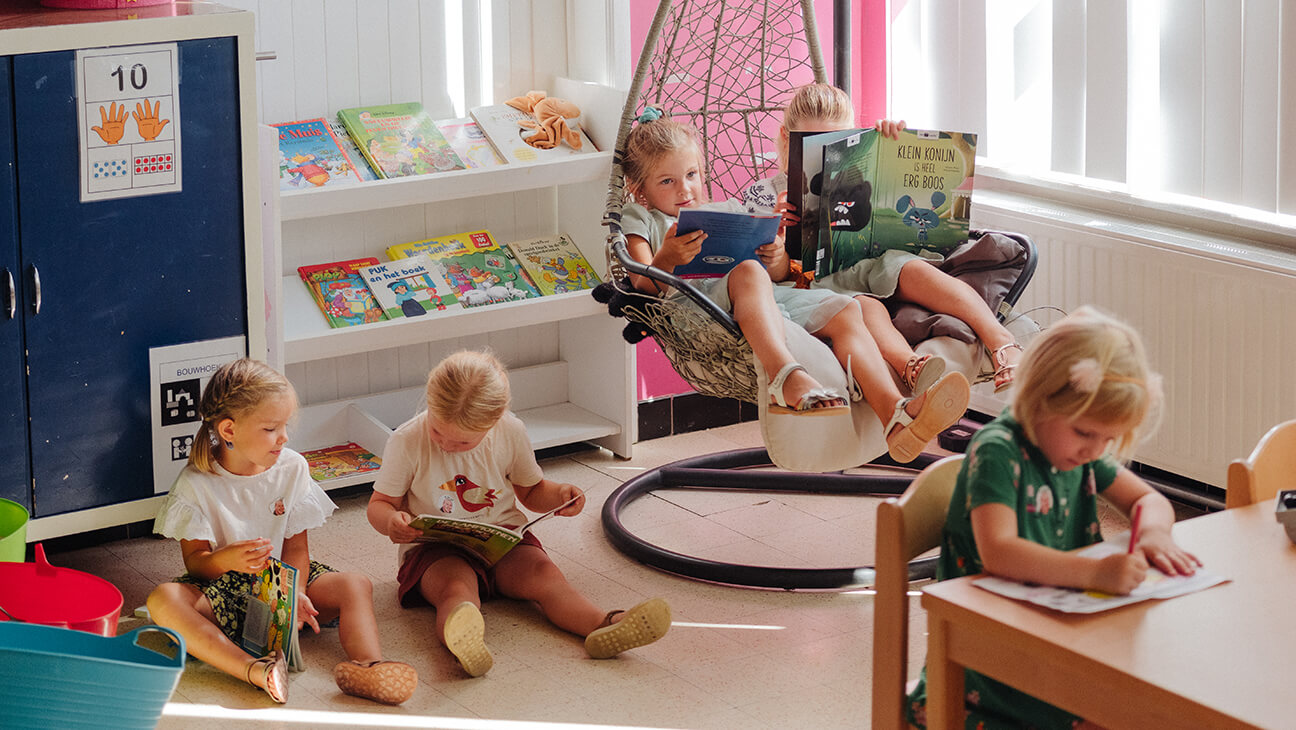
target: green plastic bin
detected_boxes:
[0,498,28,562]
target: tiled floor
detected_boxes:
[42,421,1146,730]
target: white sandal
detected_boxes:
[768,362,849,416]
[883,372,970,463]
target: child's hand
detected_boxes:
[656,222,705,269]
[1092,551,1148,595]
[219,538,272,574]
[296,592,320,634]
[875,118,906,139]
[385,510,422,544]
[774,191,800,231]
[1135,526,1201,576]
[554,484,585,516]
[755,240,787,269]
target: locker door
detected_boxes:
[0,58,32,512]
[13,39,248,515]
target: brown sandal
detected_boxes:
[900,354,946,395]
[990,343,1023,392]
[246,650,288,704]
[334,659,418,705]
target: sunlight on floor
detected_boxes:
[162,704,684,730]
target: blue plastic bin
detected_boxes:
[0,622,185,729]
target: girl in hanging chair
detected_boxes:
[619,109,970,462]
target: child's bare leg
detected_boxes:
[727,260,841,409]
[147,582,275,688]
[893,260,1016,353]
[420,557,492,677]
[814,305,905,424]
[853,294,918,373]
[493,545,605,635]
[307,571,381,663]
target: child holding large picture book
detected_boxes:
[148,359,417,706]
[366,350,672,677]
[744,83,1025,393]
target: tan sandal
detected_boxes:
[442,601,493,677]
[900,353,946,395]
[768,362,849,416]
[334,659,418,705]
[246,650,288,704]
[990,343,1023,392]
[585,597,671,659]
[884,372,970,463]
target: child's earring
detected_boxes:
[224,440,235,449]
[209,430,220,448]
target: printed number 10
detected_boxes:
[111,63,148,92]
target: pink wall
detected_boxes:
[631,0,887,399]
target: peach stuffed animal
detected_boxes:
[505,91,584,151]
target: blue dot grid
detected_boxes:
[92,158,129,179]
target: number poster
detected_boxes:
[76,43,183,202]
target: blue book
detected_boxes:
[672,207,780,278]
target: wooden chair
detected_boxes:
[1226,419,1296,508]
[872,454,964,730]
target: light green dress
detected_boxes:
[906,412,1119,730]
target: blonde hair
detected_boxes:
[425,350,511,433]
[622,114,706,202]
[784,83,855,131]
[191,358,296,474]
[1011,306,1162,460]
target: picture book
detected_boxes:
[272,118,364,191]
[811,127,977,278]
[297,258,388,328]
[409,496,578,567]
[239,557,302,671]
[328,119,379,181]
[786,128,859,267]
[506,234,602,295]
[299,442,382,483]
[469,103,598,164]
[672,206,780,278]
[974,538,1229,614]
[358,254,460,318]
[436,247,541,308]
[336,102,467,179]
[436,117,506,168]
[385,229,500,262]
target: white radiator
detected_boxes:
[971,190,1296,491]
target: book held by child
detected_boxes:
[297,258,388,328]
[506,233,602,295]
[409,496,578,567]
[240,557,303,670]
[336,102,467,179]
[672,204,780,279]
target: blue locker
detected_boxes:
[0,59,32,512]
[5,38,248,516]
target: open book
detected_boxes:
[973,538,1229,614]
[796,128,977,279]
[240,557,303,671]
[672,206,780,278]
[409,496,579,567]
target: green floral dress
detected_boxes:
[906,411,1119,729]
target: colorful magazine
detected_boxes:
[436,248,541,308]
[506,234,601,295]
[336,102,467,179]
[358,254,460,318]
[812,127,977,278]
[409,496,577,567]
[297,258,388,328]
[436,117,506,168]
[386,229,500,262]
[299,442,382,482]
[240,557,301,670]
[272,118,364,191]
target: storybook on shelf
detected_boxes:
[434,247,541,308]
[299,442,382,483]
[672,203,780,279]
[436,117,506,168]
[328,119,379,181]
[506,233,602,295]
[358,254,460,318]
[297,258,388,328]
[386,229,500,262]
[806,127,977,279]
[469,103,598,164]
[409,496,578,567]
[272,118,365,191]
[974,538,1229,614]
[336,102,467,179]
[239,557,303,671]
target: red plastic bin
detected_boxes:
[0,543,124,636]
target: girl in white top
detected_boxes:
[621,112,970,461]
[149,358,416,705]
[367,350,671,677]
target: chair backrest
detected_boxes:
[872,454,964,730]
[1226,419,1296,508]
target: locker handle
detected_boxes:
[4,269,12,320]
[29,265,40,315]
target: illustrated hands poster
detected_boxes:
[76,43,182,202]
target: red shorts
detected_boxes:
[395,532,545,607]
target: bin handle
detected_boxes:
[121,625,187,668]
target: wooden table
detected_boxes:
[922,501,1296,729]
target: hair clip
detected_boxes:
[1068,358,1104,394]
[636,106,664,124]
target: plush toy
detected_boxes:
[505,90,585,151]
[592,281,656,344]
